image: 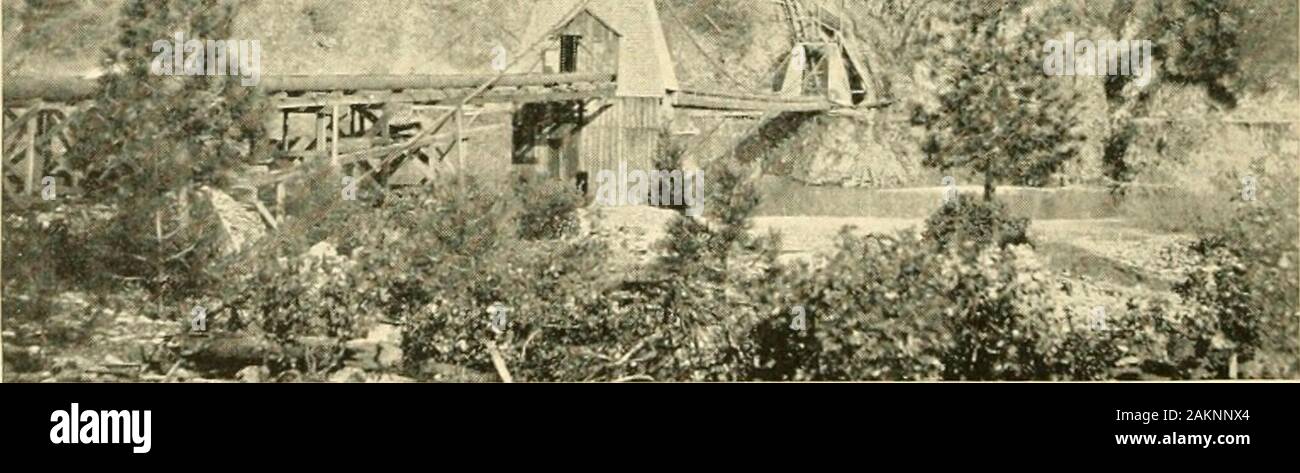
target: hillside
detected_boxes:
[3,0,531,75]
[7,0,1294,104]
[4,0,1297,189]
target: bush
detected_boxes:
[745,225,1181,381]
[621,224,783,381]
[274,162,383,257]
[608,152,781,381]
[330,175,614,381]
[793,231,1057,380]
[1115,296,1230,380]
[1121,154,1300,379]
[922,196,1031,251]
[1,197,162,374]
[776,231,951,380]
[513,176,583,241]
[207,174,515,377]
[1115,167,1299,383]
[654,154,761,281]
[650,129,694,213]
[745,258,820,381]
[636,150,1182,382]
[1172,198,1299,378]
[220,244,368,374]
[1,201,106,360]
[211,172,625,382]
[1,198,118,291]
[393,234,616,381]
[1041,298,1186,381]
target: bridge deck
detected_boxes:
[675,89,830,113]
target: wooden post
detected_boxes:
[277,110,290,222]
[456,106,465,175]
[24,105,41,195]
[275,182,286,223]
[378,102,393,140]
[46,110,59,161]
[315,110,329,154]
[280,111,290,152]
[331,105,341,167]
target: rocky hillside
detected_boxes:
[3,0,532,75]
[2,0,793,79]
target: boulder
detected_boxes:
[328,367,367,383]
[203,187,267,256]
[235,365,270,383]
[306,241,339,260]
[416,360,498,383]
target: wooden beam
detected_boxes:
[24,103,41,195]
[2,107,42,149]
[246,124,507,187]
[314,112,329,152]
[276,181,286,223]
[455,107,465,174]
[280,110,290,152]
[675,93,829,112]
[30,110,74,154]
[331,105,340,166]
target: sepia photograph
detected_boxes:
[1,0,1297,388]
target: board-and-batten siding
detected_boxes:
[581,97,661,178]
[547,11,620,74]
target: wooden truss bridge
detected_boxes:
[2,0,886,207]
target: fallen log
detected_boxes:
[170,333,342,376]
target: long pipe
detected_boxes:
[2,76,98,102]
[2,72,616,102]
[258,72,614,93]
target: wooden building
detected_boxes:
[515,0,680,191]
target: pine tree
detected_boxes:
[919,2,1083,201]
[63,0,269,297]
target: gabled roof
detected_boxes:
[550,3,624,38]
[522,0,679,98]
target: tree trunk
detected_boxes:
[983,163,995,201]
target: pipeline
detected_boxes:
[2,72,616,102]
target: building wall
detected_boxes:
[580,97,664,182]
[521,0,677,97]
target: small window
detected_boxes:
[560,35,582,73]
